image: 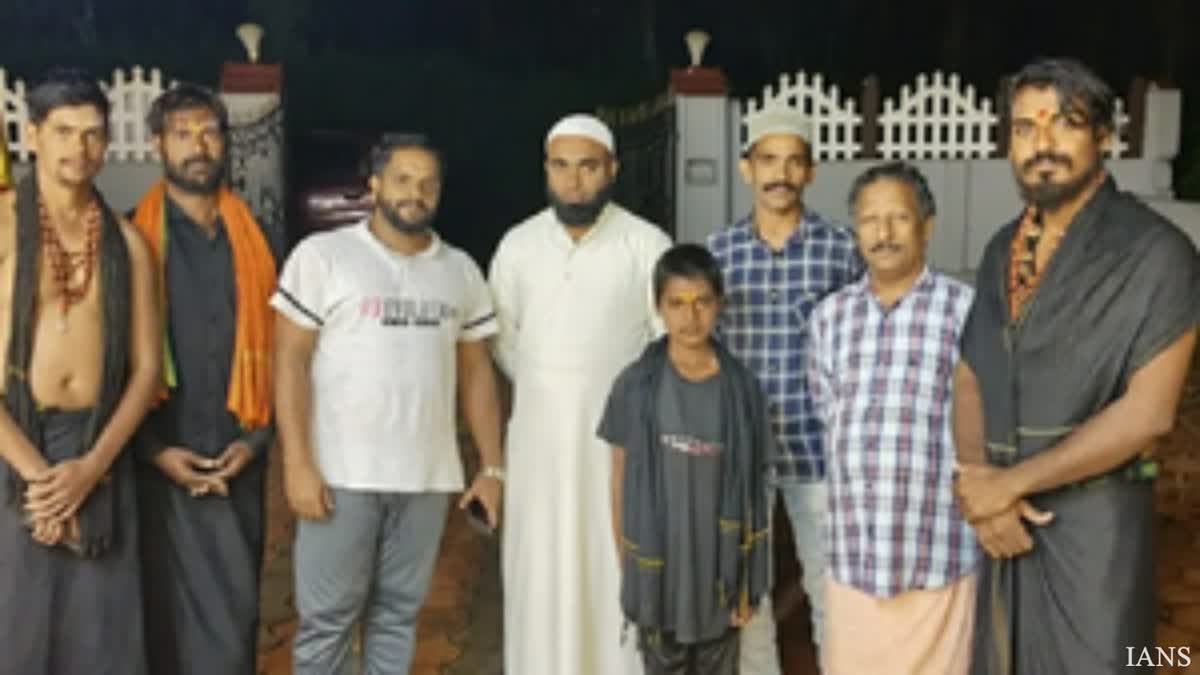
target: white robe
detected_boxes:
[489,204,672,675]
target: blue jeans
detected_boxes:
[292,490,449,675]
[738,479,828,675]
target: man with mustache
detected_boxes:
[810,162,978,675]
[0,67,161,675]
[489,113,671,675]
[130,83,278,675]
[273,134,504,675]
[706,107,864,673]
[954,58,1199,674]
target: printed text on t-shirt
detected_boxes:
[660,433,723,457]
[359,296,460,327]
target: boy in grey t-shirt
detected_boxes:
[598,244,774,675]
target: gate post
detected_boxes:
[220,24,287,260]
[670,31,732,244]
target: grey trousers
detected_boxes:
[292,490,449,675]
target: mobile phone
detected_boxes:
[464,497,494,536]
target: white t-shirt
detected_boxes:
[270,222,497,492]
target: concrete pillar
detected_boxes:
[219,61,287,260]
[1143,85,1183,198]
[670,67,732,244]
[1142,86,1182,161]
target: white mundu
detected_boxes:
[490,203,671,675]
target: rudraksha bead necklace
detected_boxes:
[38,198,101,332]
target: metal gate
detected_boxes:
[597,92,676,237]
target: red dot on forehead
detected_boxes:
[1036,108,1050,119]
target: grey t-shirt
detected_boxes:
[656,362,728,643]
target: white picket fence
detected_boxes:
[2,66,176,162]
[742,69,1131,161]
[877,72,997,159]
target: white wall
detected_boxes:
[1144,199,1200,248]
[13,161,161,215]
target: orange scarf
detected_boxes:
[132,180,276,429]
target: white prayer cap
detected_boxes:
[743,106,814,154]
[545,113,616,154]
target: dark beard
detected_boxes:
[380,201,435,234]
[1015,156,1103,212]
[164,156,225,195]
[547,181,614,227]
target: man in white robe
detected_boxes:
[489,114,672,675]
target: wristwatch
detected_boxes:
[480,465,506,483]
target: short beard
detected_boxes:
[379,202,435,235]
[164,156,225,195]
[548,181,614,227]
[1016,157,1103,213]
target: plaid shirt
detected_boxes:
[707,213,863,481]
[807,268,978,597]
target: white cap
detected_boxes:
[743,106,814,153]
[545,113,616,154]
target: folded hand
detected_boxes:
[24,458,103,522]
[971,499,1054,559]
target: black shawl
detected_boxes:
[4,171,132,557]
[962,176,1199,467]
[612,336,773,629]
[962,176,1200,675]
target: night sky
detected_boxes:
[3,0,1198,262]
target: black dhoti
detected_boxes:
[0,409,146,675]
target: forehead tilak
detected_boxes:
[667,284,710,300]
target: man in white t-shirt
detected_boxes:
[272,134,505,675]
